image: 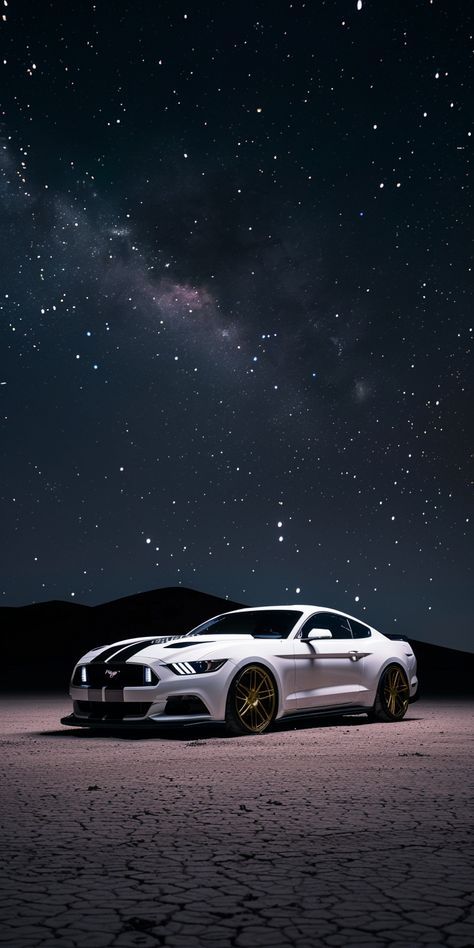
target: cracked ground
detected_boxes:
[1,696,473,948]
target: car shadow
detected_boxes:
[34,711,422,742]
[36,724,223,741]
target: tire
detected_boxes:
[370,664,410,722]
[225,664,278,735]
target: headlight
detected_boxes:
[167,659,227,676]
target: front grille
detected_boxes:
[164,695,210,716]
[72,663,159,687]
[74,701,152,720]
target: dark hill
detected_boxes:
[92,586,243,639]
[404,639,474,697]
[1,587,242,690]
[2,587,473,695]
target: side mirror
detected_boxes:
[303,628,333,641]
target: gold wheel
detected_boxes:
[227,665,277,735]
[371,664,410,722]
[383,666,410,718]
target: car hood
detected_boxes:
[138,633,254,664]
[81,633,256,666]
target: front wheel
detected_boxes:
[225,664,277,735]
[370,664,410,722]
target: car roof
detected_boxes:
[221,605,372,625]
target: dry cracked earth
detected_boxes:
[1,695,473,948]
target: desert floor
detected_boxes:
[1,695,473,948]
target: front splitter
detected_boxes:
[60,713,221,729]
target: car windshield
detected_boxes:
[186,610,302,639]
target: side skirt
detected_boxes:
[278,704,370,723]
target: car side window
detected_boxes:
[350,618,371,639]
[327,615,353,639]
[300,613,353,640]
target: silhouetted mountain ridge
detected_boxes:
[2,587,242,690]
[2,586,473,694]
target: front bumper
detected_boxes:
[61,691,220,728]
[63,656,236,727]
[60,711,221,729]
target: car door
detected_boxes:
[293,612,367,710]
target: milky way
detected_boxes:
[1,0,472,649]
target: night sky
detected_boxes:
[1,1,472,651]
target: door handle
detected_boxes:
[348,650,362,662]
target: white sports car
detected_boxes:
[61,605,418,735]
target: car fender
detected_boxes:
[222,654,287,720]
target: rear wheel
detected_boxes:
[225,664,277,735]
[370,664,410,722]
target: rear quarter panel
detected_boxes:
[364,631,416,700]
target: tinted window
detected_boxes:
[350,618,371,639]
[300,612,353,640]
[187,610,302,639]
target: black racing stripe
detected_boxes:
[103,639,156,662]
[90,643,129,663]
[90,639,152,663]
